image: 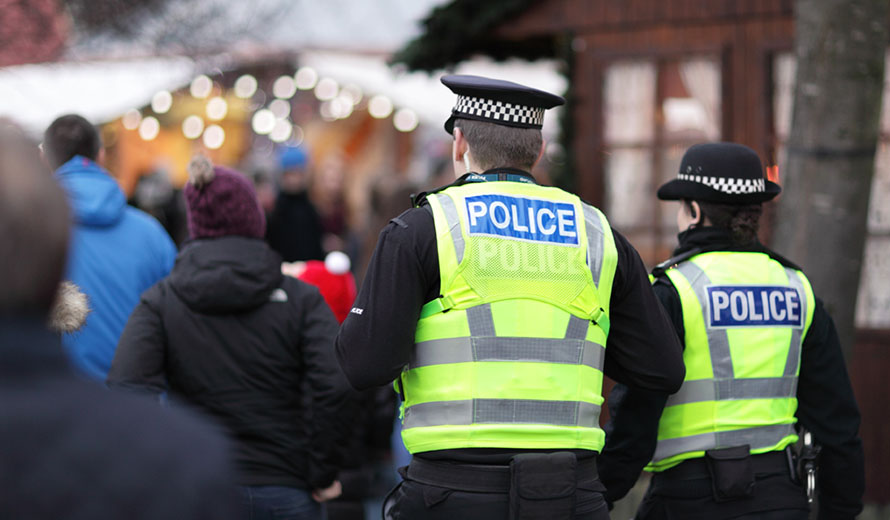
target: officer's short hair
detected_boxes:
[0,120,70,315]
[454,118,542,171]
[43,114,101,170]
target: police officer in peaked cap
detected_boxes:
[597,142,865,519]
[335,75,685,519]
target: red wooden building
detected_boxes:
[398,0,890,506]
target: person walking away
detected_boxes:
[284,252,397,520]
[598,142,865,519]
[0,120,239,520]
[267,144,326,262]
[108,156,352,520]
[335,75,686,520]
[42,114,176,380]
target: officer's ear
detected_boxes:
[689,201,701,224]
[453,128,469,162]
[532,138,546,169]
[452,128,471,177]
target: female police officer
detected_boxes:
[598,142,865,519]
[335,75,685,519]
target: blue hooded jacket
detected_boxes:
[56,156,176,380]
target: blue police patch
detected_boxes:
[706,285,803,328]
[465,194,579,246]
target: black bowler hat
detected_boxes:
[441,75,564,135]
[657,142,781,204]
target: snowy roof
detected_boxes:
[0,57,196,135]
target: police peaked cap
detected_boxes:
[441,75,565,135]
[657,142,781,204]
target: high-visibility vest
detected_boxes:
[398,180,618,454]
[647,251,815,471]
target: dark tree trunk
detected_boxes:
[774,0,888,360]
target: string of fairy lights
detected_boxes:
[119,65,420,150]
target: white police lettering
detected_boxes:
[706,285,802,328]
[476,238,569,274]
[464,194,579,246]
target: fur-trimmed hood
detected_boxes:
[48,281,90,334]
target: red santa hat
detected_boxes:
[282,252,356,323]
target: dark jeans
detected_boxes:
[383,478,610,519]
[240,486,321,520]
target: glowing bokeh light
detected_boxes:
[251,109,276,135]
[314,78,339,101]
[203,125,225,149]
[206,96,228,121]
[234,74,258,98]
[182,115,204,139]
[190,75,213,99]
[151,90,173,114]
[122,109,141,130]
[368,95,393,119]
[272,75,297,99]
[269,99,291,119]
[269,119,293,143]
[393,108,419,132]
[138,116,160,141]
[295,67,318,90]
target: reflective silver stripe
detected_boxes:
[410,337,605,369]
[467,304,495,336]
[667,377,798,405]
[783,268,807,377]
[583,204,605,286]
[653,423,795,462]
[435,193,465,264]
[676,261,733,379]
[403,399,601,429]
[565,315,590,340]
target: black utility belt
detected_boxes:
[407,452,599,520]
[657,449,789,481]
[407,453,598,494]
[653,447,793,502]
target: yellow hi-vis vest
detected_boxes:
[647,251,815,472]
[398,180,618,454]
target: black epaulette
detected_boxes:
[411,173,480,208]
[759,246,803,271]
[651,247,703,278]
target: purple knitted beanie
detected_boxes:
[184,155,266,239]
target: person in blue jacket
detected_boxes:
[43,114,176,380]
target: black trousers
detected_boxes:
[383,459,610,520]
[635,457,809,520]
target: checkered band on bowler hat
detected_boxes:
[657,142,781,204]
[441,75,564,134]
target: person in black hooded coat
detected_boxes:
[108,156,352,520]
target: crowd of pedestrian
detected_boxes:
[0,72,864,520]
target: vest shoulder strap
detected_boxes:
[651,247,703,279]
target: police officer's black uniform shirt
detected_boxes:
[335,170,685,463]
[598,226,865,519]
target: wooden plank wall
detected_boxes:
[499,0,794,38]
[851,330,890,504]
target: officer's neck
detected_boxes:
[455,168,538,186]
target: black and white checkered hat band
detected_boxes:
[677,173,765,194]
[454,95,545,127]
